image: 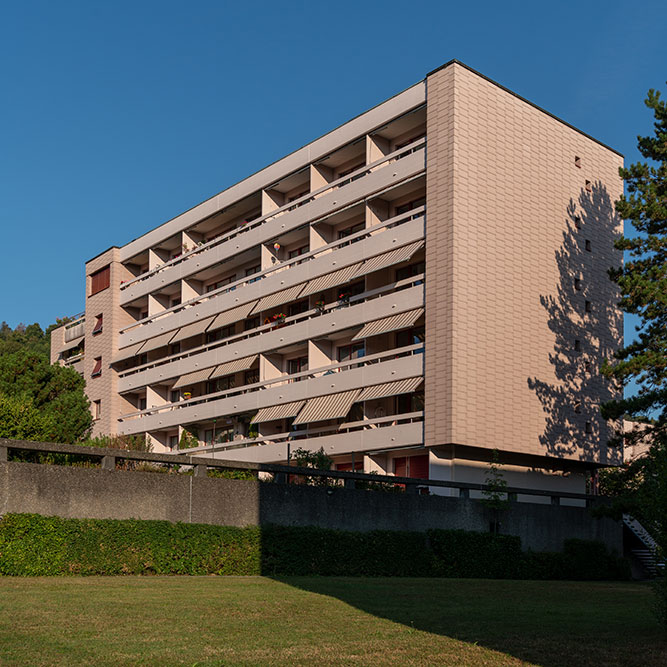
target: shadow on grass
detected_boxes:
[276,576,666,667]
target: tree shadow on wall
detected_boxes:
[527,182,622,465]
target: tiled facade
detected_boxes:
[51,61,623,494]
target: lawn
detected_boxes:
[0,577,664,666]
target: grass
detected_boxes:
[0,577,664,666]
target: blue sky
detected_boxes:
[0,0,665,342]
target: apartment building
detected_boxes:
[51,60,624,496]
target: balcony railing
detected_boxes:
[118,342,424,422]
[119,204,425,336]
[64,317,86,343]
[119,137,426,294]
[183,411,425,456]
[117,272,424,381]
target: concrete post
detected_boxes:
[101,455,116,470]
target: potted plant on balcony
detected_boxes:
[271,312,287,329]
[315,296,326,314]
[338,291,350,306]
[183,391,192,400]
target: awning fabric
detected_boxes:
[113,341,146,363]
[292,389,361,425]
[352,308,424,341]
[170,316,216,343]
[172,367,215,389]
[250,283,306,314]
[300,262,363,298]
[356,377,423,402]
[140,331,177,353]
[355,240,424,276]
[209,355,258,379]
[250,400,306,424]
[208,300,259,330]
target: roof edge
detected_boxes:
[426,59,624,158]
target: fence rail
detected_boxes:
[0,438,601,506]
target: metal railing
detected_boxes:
[116,271,425,380]
[0,438,601,505]
[118,204,424,336]
[119,137,426,294]
[119,342,424,421]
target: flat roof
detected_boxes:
[101,59,622,261]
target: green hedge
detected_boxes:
[0,514,630,580]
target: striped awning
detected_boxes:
[356,377,423,402]
[356,240,424,276]
[250,400,306,424]
[170,316,216,343]
[352,308,424,341]
[250,283,306,314]
[300,262,363,298]
[140,330,177,353]
[209,355,258,379]
[113,341,146,363]
[292,389,361,425]
[172,367,215,389]
[208,300,259,330]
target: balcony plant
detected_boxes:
[315,297,326,313]
[338,291,350,305]
[183,391,192,400]
[271,313,287,329]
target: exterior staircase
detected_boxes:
[624,514,665,578]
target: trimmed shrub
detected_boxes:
[0,514,629,580]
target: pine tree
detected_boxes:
[602,85,667,442]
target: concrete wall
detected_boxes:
[0,460,622,554]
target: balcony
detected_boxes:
[118,138,425,305]
[63,315,86,343]
[117,208,424,351]
[116,277,424,394]
[117,343,424,434]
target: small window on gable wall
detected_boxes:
[91,357,102,378]
[575,156,582,168]
[90,265,110,296]
[93,400,101,420]
[585,301,592,313]
[574,216,582,229]
[585,421,592,434]
[585,239,592,252]
[585,180,592,193]
[92,314,103,335]
[574,402,582,414]
[574,339,581,352]
[574,278,582,291]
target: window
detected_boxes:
[337,342,365,363]
[585,421,593,434]
[245,369,259,385]
[396,262,426,284]
[574,402,582,414]
[206,275,235,293]
[395,197,426,216]
[584,361,592,373]
[90,266,110,296]
[289,300,309,317]
[288,245,308,259]
[92,314,103,335]
[170,390,180,403]
[585,180,592,193]
[574,216,582,229]
[396,391,424,414]
[244,316,260,331]
[138,397,147,411]
[168,435,179,449]
[93,400,101,420]
[574,278,582,291]
[245,265,261,284]
[585,301,592,313]
[337,163,365,187]
[207,324,235,344]
[585,239,592,252]
[338,222,364,246]
[169,342,181,355]
[574,339,581,351]
[396,326,425,348]
[170,297,181,308]
[575,156,582,168]
[206,375,236,394]
[288,356,308,380]
[287,190,309,209]
[395,134,425,151]
[91,357,102,378]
